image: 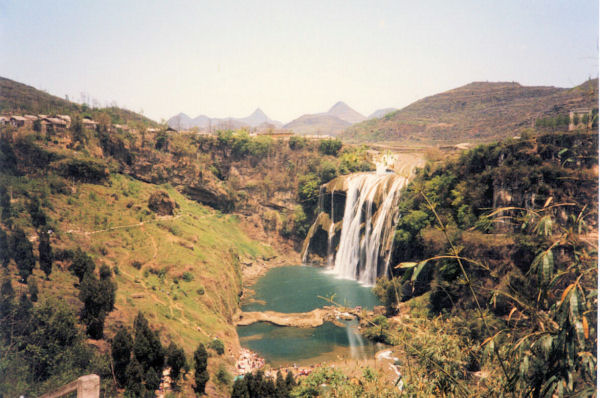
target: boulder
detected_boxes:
[148,190,177,216]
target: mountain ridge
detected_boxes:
[283,101,364,136]
[342,78,598,143]
[167,107,283,131]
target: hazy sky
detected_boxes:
[1,1,598,123]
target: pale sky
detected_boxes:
[1,0,598,123]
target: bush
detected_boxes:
[318,139,342,156]
[181,271,194,282]
[289,135,307,150]
[208,338,225,355]
[318,160,338,183]
[215,364,232,386]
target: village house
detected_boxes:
[57,115,71,128]
[43,117,68,132]
[82,117,98,130]
[9,116,27,128]
[0,116,9,126]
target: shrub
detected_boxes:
[288,135,307,150]
[318,139,342,156]
[208,338,225,355]
[215,364,232,386]
[181,271,194,282]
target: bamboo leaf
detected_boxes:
[534,249,554,287]
[560,283,576,306]
[535,215,553,236]
[569,289,580,322]
[507,306,517,322]
[543,196,553,208]
[574,321,585,349]
[582,315,589,339]
[411,260,429,281]
[396,262,418,269]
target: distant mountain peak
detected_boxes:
[327,101,366,124]
[249,108,267,118]
[328,101,351,113]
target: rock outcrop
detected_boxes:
[148,190,177,215]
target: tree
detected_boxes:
[125,358,145,397]
[38,229,52,278]
[11,228,35,282]
[27,197,46,228]
[0,277,14,320]
[71,115,87,145]
[0,229,9,267]
[133,312,165,375]
[79,268,116,339]
[69,248,95,283]
[275,371,288,398]
[193,343,209,395]
[33,119,42,133]
[145,367,161,392]
[27,277,38,302]
[0,185,13,227]
[285,370,296,388]
[112,327,133,387]
[166,342,188,386]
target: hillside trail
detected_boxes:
[66,213,184,235]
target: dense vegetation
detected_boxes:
[370,131,597,396]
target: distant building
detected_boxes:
[82,117,98,130]
[569,108,592,131]
[10,116,27,127]
[43,117,68,131]
[57,115,72,128]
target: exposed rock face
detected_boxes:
[148,190,177,215]
[182,182,234,212]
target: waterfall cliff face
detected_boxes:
[302,172,408,286]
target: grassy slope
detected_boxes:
[13,172,274,356]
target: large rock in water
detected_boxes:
[148,190,177,215]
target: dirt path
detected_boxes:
[65,213,184,235]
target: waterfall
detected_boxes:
[345,319,367,359]
[302,154,417,285]
[332,173,407,285]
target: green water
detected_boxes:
[238,265,383,367]
[242,265,381,313]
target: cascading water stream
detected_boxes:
[331,173,407,285]
[302,153,416,285]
